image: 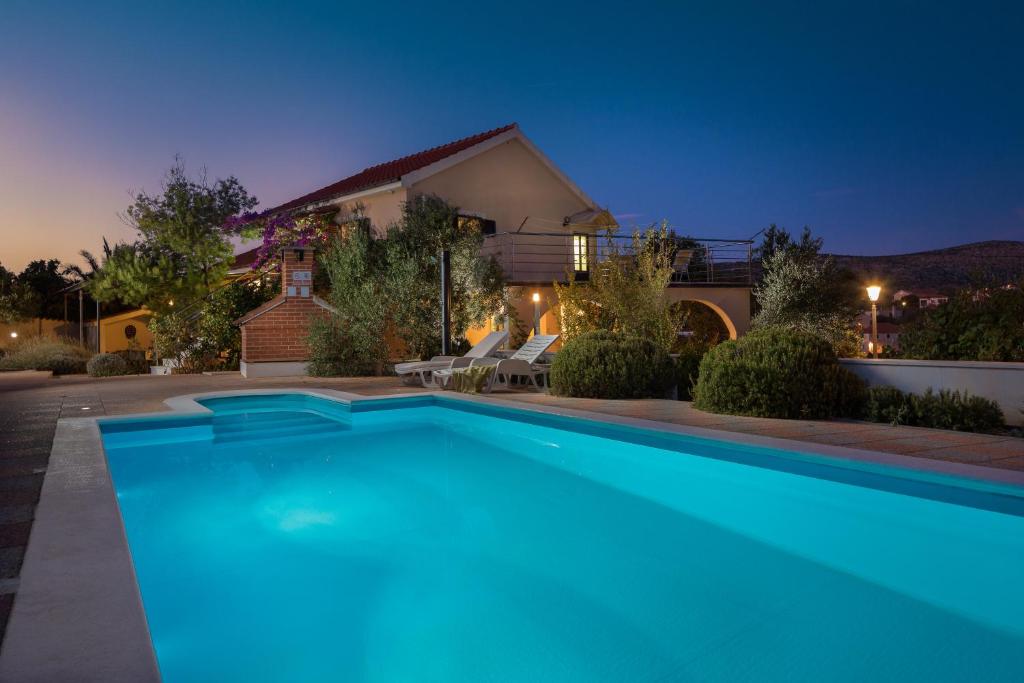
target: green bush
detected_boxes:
[864,385,910,425]
[673,343,708,401]
[900,288,1024,361]
[550,330,675,399]
[306,316,382,377]
[87,353,130,377]
[111,348,150,374]
[865,385,1004,432]
[0,337,91,374]
[692,327,866,419]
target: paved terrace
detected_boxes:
[2,371,1023,647]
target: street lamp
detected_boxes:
[866,285,881,359]
[531,292,542,335]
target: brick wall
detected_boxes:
[240,299,329,362]
[239,245,327,363]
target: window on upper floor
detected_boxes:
[573,233,590,272]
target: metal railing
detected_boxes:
[480,232,753,286]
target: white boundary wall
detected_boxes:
[841,358,1024,426]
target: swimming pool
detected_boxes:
[101,393,1024,682]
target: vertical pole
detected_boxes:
[440,249,452,356]
[96,299,101,353]
[871,302,878,359]
[78,289,84,346]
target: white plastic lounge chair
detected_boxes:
[394,330,509,387]
[436,334,559,393]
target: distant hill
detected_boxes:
[829,240,1024,292]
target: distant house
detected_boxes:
[893,289,948,309]
[862,321,901,354]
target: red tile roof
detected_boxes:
[267,123,518,214]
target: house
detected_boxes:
[861,321,901,354]
[893,289,949,309]
[234,123,752,361]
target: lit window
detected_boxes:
[573,233,589,272]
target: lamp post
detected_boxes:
[866,285,881,359]
[531,291,542,336]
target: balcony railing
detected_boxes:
[480,232,754,286]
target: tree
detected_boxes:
[755,224,823,266]
[382,195,509,359]
[900,286,1024,361]
[15,259,72,320]
[0,262,36,324]
[150,276,277,372]
[554,223,682,352]
[307,230,391,376]
[89,161,257,313]
[752,247,862,355]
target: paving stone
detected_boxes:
[989,456,1024,471]
[0,591,13,648]
[0,474,44,492]
[0,522,31,549]
[0,546,25,579]
[0,454,48,477]
[0,445,51,459]
[0,505,34,525]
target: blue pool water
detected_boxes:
[101,394,1024,682]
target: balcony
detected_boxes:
[480,232,754,286]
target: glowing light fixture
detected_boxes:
[866,285,881,358]
[168,299,174,307]
[531,292,541,303]
[9,331,17,339]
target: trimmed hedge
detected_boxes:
[673,344,708,401]
[0,338,91,375]
[865,385,1004,432]
[692,327,866,419]
[550,330,675,399]
[87,353,130,377]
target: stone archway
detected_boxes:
[666,287,751,340]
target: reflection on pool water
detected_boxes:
[101,394,1024,682]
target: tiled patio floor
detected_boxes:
[1,370,1022,647]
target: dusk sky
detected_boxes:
[2,1,1022,271]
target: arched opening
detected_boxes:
[665,288,748,340]
[671,300,734,348]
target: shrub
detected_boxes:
[554,224,683,352]
[306,316,383,377]
[0,337,91,374]
[673,343,708,401]
[864,385,1004,432]
[112,348,150,374]
[550,330,675,399]
[87,353,130,377]
[899,287,1024,361]
[864,385,910,425]
[692,327,866,419]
